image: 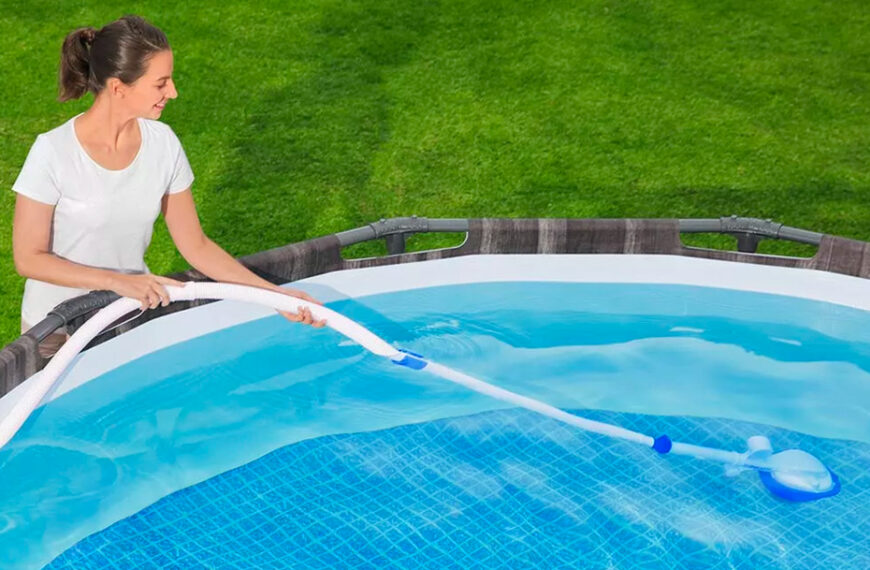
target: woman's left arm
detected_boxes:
[161,188,325,327]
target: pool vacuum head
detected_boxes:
[745,436,841,502]
[758,449,841,502]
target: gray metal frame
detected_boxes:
[340,215,825,254]
[2,216,864,398]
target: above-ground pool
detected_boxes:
[1,254,868,568]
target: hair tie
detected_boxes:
[81,28,96,47]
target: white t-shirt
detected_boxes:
[12,113,195,326]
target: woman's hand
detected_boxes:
[106,273,185,311]
[271,287,328,328]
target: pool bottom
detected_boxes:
[49,409,869,569]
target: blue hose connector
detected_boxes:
[392,348,428,370]
[653,435,673,454]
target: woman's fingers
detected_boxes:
[148,283,165,308]
[135,281,170,310]
[304,311,327,328]
[153,282,171,307]
[153,276,182,306]
[300,306,313,325]
[276,307,327,328]
[142,290,155,311]
[280,310,302,322]
[299,306,327,327]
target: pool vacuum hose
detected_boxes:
[0,282,840,502]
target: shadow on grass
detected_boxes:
[196,0,440,259]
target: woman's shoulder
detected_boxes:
[32,114,78,151]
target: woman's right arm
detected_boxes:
[12,194,181,310]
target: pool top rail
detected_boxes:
[1,216,866,397]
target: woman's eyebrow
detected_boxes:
[156,75,171,81]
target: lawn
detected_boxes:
[0,0,868,345]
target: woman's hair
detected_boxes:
[58,15,170,102]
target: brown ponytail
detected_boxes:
[58,27,97,101]
[57,15,169,102]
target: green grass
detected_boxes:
[1,0,868,345]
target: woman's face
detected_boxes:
[125,49,178,119]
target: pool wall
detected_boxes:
[4,216,870,397]
[3,252,870,421]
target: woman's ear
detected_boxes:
[106,77,126,98]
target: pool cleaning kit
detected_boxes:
[0,282,841,502]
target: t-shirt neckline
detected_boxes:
[71,112,146,173]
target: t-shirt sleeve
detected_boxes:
[166,129,195,195]
[12,135,60,205]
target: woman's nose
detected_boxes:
[167,79,178,99]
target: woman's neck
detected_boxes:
[76,95,138,151]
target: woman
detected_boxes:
[12,15,325,358]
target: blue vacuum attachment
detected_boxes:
[758,448,841,502]
[741,436,840,502]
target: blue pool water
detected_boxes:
[48,410,870,569]
[1,282,869,568]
